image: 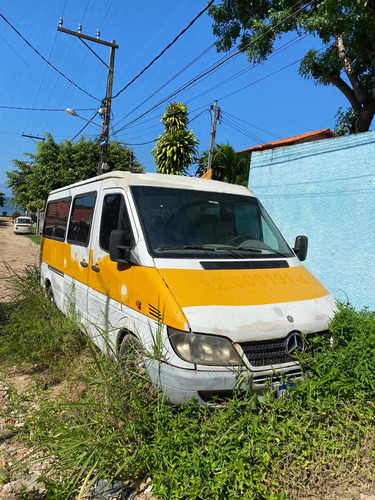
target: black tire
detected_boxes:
[46,286,56,308]
[118,334,155,395]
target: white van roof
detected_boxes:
[49,171,254,197]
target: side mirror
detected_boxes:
[293,235,308,261]
[109,229,132,263]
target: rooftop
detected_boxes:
[237,128,336,154]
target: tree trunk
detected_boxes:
[355,100,375,132]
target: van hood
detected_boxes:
[157,265,336,342]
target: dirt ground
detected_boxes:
[0,217,40,303]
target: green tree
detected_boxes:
[0,192,4,207]
[196,143,251,185]
[7,133,143,212]
[209,0,375,133]
[152,102,199,175]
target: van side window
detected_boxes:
[67,193,96,246]
[100,194,134,251]
[43,198,71,240]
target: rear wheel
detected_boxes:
[46,286,56,308]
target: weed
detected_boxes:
[2,288,375,499]
[0,265,86,373]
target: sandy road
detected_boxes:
[0,217,40,303]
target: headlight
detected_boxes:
[168,327,241,366]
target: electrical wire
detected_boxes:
[112,0,215,99]
[0,13,100,102]
[71,111,99,141]
[0,105,96,112]
[0,33,70,106]
[99,0,114,28]
[221,114,265,143]
[184,33,309,105]
[218,58,302,101]
[112,0,270,128]
[115,43,215,126]
[222,110,282,140]
[111,0,315,135]
[37,0,111,135]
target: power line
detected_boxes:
[220,113,265,143]
[0,105,96,112]
[111,1,270,129]
[223,110,282,140]
[112,0,215,99]
[122,139,156,146]
[36,2,115,137]
[0,33,70,107]
[184,33,309,105]
[0,13,100,102]
[71,111,99,141]
[111,0,315,135]
[114,44,215,127]
[219,58,303,101]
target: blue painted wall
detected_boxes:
[249,130,375,311]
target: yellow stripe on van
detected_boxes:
[41,238,189,330]
[158,266,329,307]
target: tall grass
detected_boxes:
[1,271,375,499]
[0,265,86,372]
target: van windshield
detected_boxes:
[131,186,294,259]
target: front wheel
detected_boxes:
[118,334,155,396]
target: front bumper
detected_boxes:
[145,359,301,404]
[14,226,33,234]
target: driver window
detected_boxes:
[100,194,134,252]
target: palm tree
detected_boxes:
[153,102,199,175]
[0,192,5,207]
[196,143,250,186]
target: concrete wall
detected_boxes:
[249,130,375,311]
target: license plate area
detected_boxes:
[277,382,294,397]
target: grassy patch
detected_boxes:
[0,266,86,373]
[21,233,41,245]
[1,274,374,499]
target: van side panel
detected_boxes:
[87,252,188,331]
[41,240,188,331]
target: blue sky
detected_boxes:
[0,0,353,196]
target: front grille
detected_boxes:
[240,330,330,367]
[241,338,291,366]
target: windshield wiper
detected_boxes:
[235,246,288,257]
[157,244,246,259]
[157,245,216,251]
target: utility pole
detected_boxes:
[207,100,221,174]
[22,133,45,142]
[57,19,119,175]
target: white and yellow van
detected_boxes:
[40,172,336,403]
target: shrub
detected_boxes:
[11,210,20,219]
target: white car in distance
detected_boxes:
[14,216,33,235]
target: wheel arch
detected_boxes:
[116,328,138,353]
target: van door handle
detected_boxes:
[91,265,100,273]
[80,261,88,268]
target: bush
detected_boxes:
[11,210,20,219]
